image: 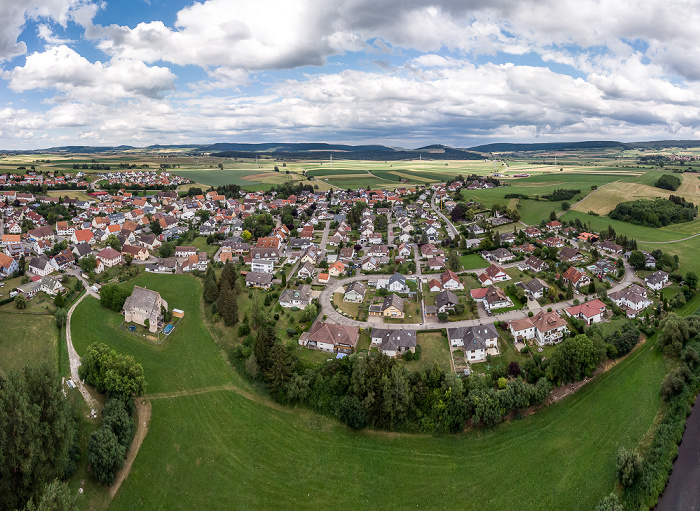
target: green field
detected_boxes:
[70,274,234,395]
[0,313,57,376]
[105,329,664,511]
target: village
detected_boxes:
[0,173,678,375]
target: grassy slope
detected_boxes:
[70,274,233,395]
[110,336,664,511]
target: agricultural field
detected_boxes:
[102,324,664,511]
[573,171,700,215]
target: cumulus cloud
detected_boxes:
[4,45,176,101]
[0,0,99,61]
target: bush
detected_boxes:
[237,324,251,336]
[616,447,641,487]
[88,426,125,486]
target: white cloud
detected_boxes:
[0,0,99,61]
[4,45,176,101]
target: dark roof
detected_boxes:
[371,328,417,351]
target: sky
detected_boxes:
[2,0,700,149]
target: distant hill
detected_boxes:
[42,145,136,153]
[200,142,394,153]
[210,145,486,161]
[468,141,631,153]
[630,140,700,150]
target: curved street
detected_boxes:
[318,262,638,331]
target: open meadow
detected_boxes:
[64,272,669,511]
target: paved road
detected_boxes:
[319,220,331,251]
[431,194,458,239]
[413,244,423,278]
[387,211,395,246]
[318,263,638,331]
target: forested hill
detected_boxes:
[467,141,630,152]
[210,145,486,161]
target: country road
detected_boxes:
[317,262,639,332]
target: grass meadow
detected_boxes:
[61,271,671,511]
[106,332,664,511]
[0,312,57,377]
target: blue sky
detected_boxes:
[1,0,700,149]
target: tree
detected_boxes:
[203,266,219,304]
[561,201,570,211]
[218,280,238,327]
[105,235,121,251]
[0,364,77,510]
[547,334,599,384]
[549,210,557,221]
[628,250,645,270]
[616,447,641,487]
[18,254,25,275]
[264,343,292,395]
[23,480,79,511]
[123,253,133,266]
[686,271,698,290]
[88,426,125,485]
[149,219,162,235]
[241,230,252,241]
[15,294,27,309]
[79,343,146,398]
[99,284,131,312]
[281,271,287,287]
[158,242,175,258]
[54,308,67,329]
[594,493,624,511]
[79,254,97,274]
[566,281,574,300]
[447,250,460,271]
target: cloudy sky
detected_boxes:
[1,0,700,149]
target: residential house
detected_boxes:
[0,252,19,277]
[370,294,404,318]
[96,247,122,268]
[251,258,274,274]
[328,261,346,277]
[297,261,315,279]
[447,324,498,362]
[245,271,273,289]
[562,266,591,289]
[565,299,607,325]
[482,248,515,264]
[71,229,95,245]
[279,284,312,308]
[509,318,536,341]
[609,285,652,318]
[522,278,548,300]
[559,247,583,262]
[175,246,197,258]
[478,264,510,286]
[524,256,546,272]
[28,255,55,276]
[370,329,417,357]
[298,322,359,354]
[344,281,366,303]
[436,290,459,313]
[441,269,463,290]
[645,271,669,291]
[532,310,568,345]
[427,256,446,270]
[122,244,150,261]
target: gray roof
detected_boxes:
[245,272,273,285]
[436,290,459,310]
[448,324,498,348]
[372,328,417,351]
[382,293,404,312]
[345,281,366,296]
[123,286,161,314]
[388,273,406,286]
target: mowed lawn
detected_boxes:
[0,313,57,376]
[110,337,665,511]
[70,274,234,395]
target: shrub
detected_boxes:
[616,447,641,487]
[237,323,251,336]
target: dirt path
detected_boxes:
[110,399,152,498]
[65,291,98,408]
